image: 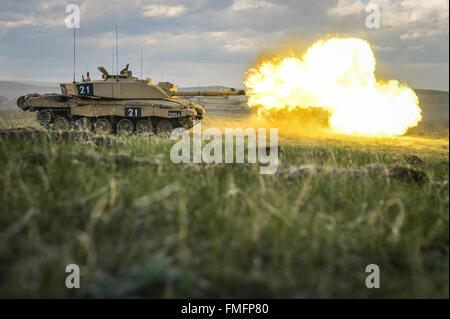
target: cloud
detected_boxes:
[407,45,424,51]
[400,30,443,40]
[0,1,69,35]
[374,45,395,52]
[79,29,271,57]
[0,15,64,33]
[328,0,365,16]
[0,19,35,28]
[142,4,188,18]
[231,0,273,11]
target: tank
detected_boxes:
[16,64,245,136]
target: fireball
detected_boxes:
[244,38,422,136]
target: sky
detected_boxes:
[0,0,448,90]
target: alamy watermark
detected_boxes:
[65,4,80,29]
[365,264,380,289]
[65,264,80,289]
[170,122,279,175]
[365,4,380,29]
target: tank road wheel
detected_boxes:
[54,117,71,131]
[74,117,92,132]
[178,116,194,130]
[36,110,52,127]
[93,118,112,135]
[156,120,173,137]
[136,120,154,135]
[117,119,134,136]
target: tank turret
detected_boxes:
[56,66,245,100]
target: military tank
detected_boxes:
[16,64,245,136]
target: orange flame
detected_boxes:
[244,38,422,136]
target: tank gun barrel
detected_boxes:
[173,89,246,97]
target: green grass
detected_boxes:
[0,110,448,298]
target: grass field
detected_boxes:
[0,110,448,298]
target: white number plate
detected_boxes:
[168,111,181,117]
[125,107,141,117]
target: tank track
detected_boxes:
[34,108,194,136]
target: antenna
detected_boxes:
[73,27,76,83]
[112,44,115,75]
[140,47,143,79]
[115,25,119,79]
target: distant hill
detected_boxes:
[414,89,449,104]
[413,89,449,126]
[0,80,59,100]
